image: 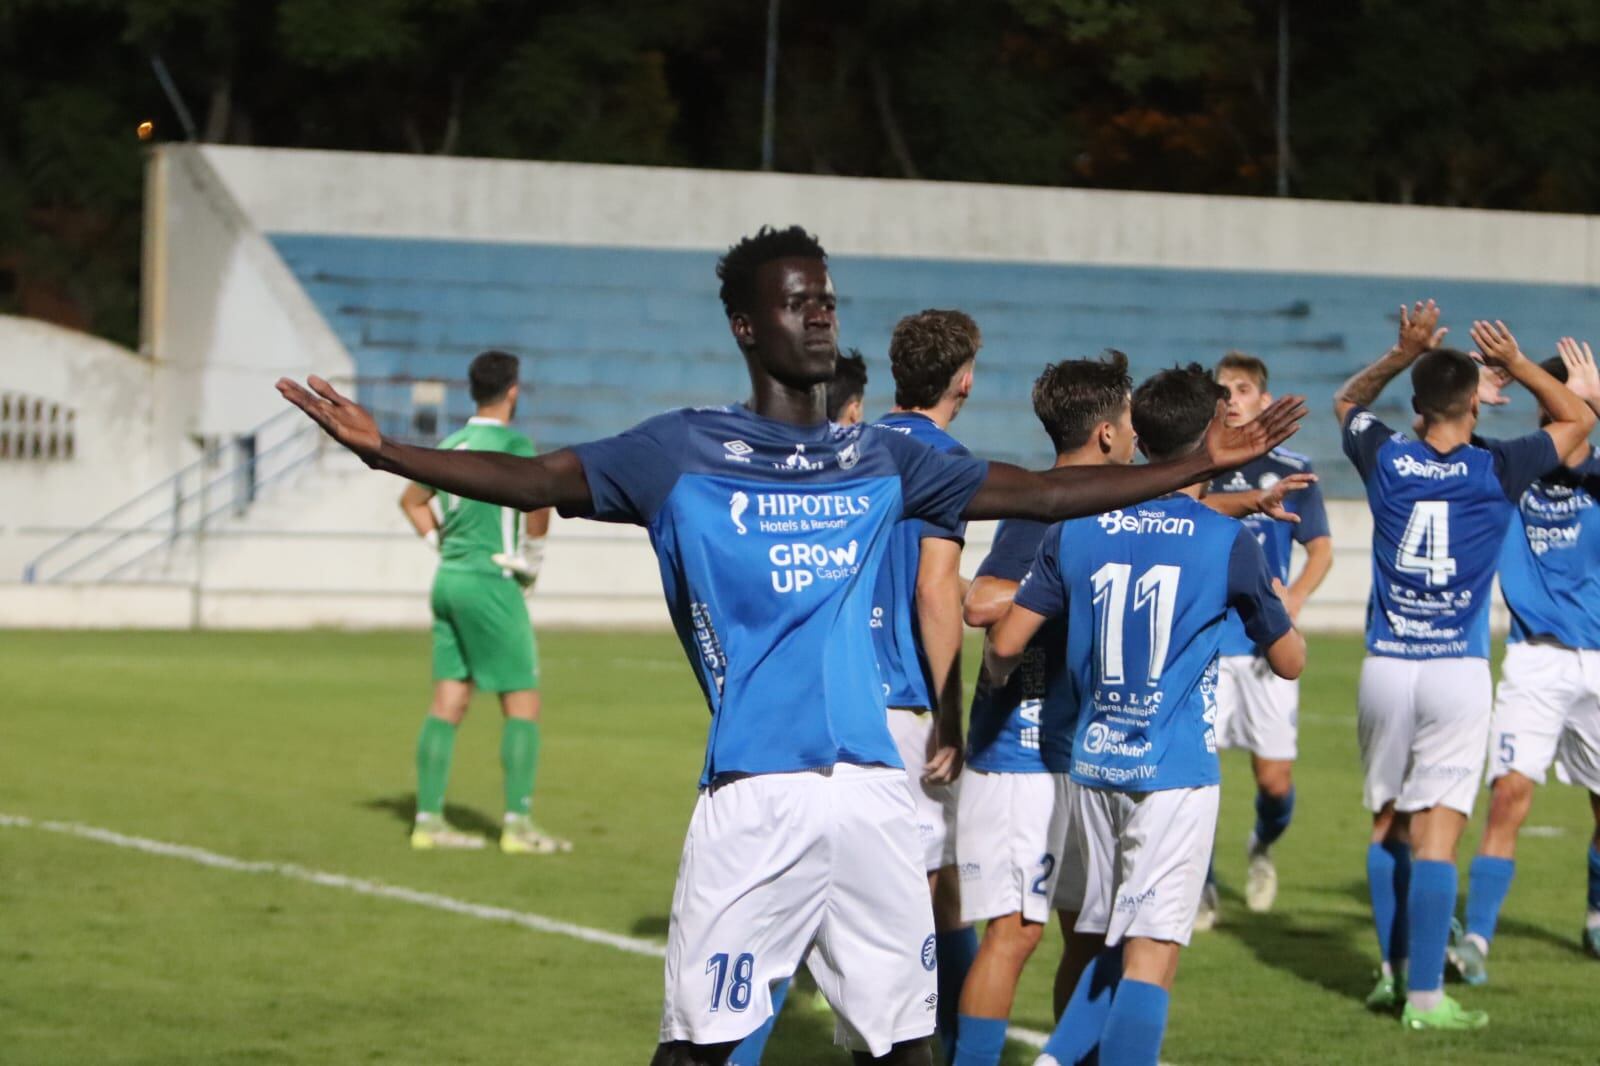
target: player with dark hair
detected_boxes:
[870,307,983,1060]
[1197,350,1334,925]
[279,223,1306,1066]
[953,352,1135,1066]
[989,363,1305,1066]
[1451,337,1600,982]
[1333,302,1592,1030]
[397,350,561,853]
[827,349,870,425]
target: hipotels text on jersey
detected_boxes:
[734,491,875,536]
[1097,509,1197,537]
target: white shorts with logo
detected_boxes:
[1072,783,1220,947]
[956,770,1083,924]
[1215,654,1299,760]
[889,708,959,871]
[1488,642,1600,793]
[1357,656,1491,816]
[659,764,937,1055]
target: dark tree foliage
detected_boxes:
[5,0,1600,345]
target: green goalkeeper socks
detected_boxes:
[414,716,458,817]
[501,718,541,816]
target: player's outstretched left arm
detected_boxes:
[1204,472,1317,523]
[1472,320,1596,458]
[278,376,594,513]
[961,396,1307,523]
[1333,299,1446,422]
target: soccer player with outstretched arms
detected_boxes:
[1333,302,1593,1030]
[279,225,1306,1066]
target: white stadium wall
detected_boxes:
[4,144,1593,628]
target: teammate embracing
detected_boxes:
[1199,352,1333,924]
[1333,302,1593,1030]
[987,363,1305,1066]
[1452,336,1600,981]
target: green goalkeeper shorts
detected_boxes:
[430,569,539,693]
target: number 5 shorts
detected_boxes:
[658,763,938,1055]
[1486,641,1600,793]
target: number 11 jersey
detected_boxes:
[1340,405,1558,660]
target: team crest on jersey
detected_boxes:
[1348,411,1376,435]
[837,440,861,469]
[775,443,825,472]
[730,491,750,535]
[722,439,753,464]
[1259,472,1280,491]
[921,934,938,971]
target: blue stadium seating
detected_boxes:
[271,234,1594,496]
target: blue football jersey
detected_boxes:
[1013,495,1292,792]
[869,411,971,710]
[1499,447,1600,649]
[570,405,989,786]
[1341,406,1559,660]
[1209,449,1329,657]
[966,518,1075,774]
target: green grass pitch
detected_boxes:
[2,630,1596,1064]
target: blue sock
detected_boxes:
[1407,860,1458,994]
[1588,843,1600,913]
[726,978,790,1066]
[1098,979,1169,1066]
[1253,786,1295,848]
[937,928,980,1062]
[1041,943,1123,1066]
[1366,840,1411,967]
[1464,855,1515,944]
[952,1014,1009,1066]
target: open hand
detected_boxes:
[1469,320,1526,371]
[276,376,383,464]
[1205,395,1308,473]
[1398,300,1447,359]
[1257,472,1316,523]
[1470,352,1513,406]
[1557,337,1600,406]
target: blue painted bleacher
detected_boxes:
[270,234,1599,496]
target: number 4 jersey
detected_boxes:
[1013,495,1292,792]
[1340,406,1559,660]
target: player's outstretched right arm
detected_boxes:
[1333,299,1446,422]
[961,395,1307,522]
[278,376,594,514]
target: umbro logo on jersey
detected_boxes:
[1348,411,1376,435]
[722,439,753,463]
[730,491,749,535]
[775,443,825,472]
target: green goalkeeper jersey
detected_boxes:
[429,418,537,576]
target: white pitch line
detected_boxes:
[0,811,1062,1054]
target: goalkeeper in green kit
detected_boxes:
[398,350,568,855]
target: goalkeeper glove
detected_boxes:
[492,537,546,596]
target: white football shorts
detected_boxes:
[1488,642,1600,793]
[659,764,937,1055]
[888,708,960,871]
[1357,656,1491,817]
[1215,654,1299,761]
[956,770,1081,924]
[1072,783,1220,947]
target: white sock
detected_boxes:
[1586,910,1600,931]
[1380,960,1394,979]
[1465,932,1489,955]
[1407,989,1443,1012]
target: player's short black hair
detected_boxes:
[468,350,520,404]
[1540,354,1568,382]
[717,225,828,316]
[826,348,869,421]
[1132,363,1224,462]
[889,309,981,409]
[1216,351,1269,391]
[1411,347,1479,420]
[1032,350,1132,454]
